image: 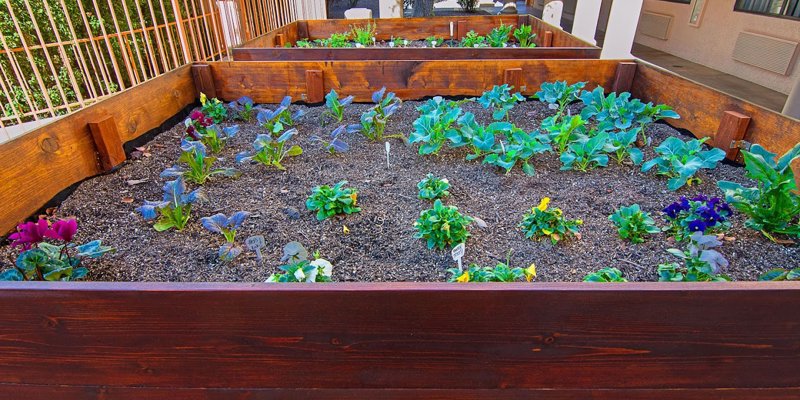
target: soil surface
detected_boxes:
[2,99,798,282]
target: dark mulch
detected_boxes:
[1,98,797,282]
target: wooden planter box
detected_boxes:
[232,15,601,61]
[0,58,799,398]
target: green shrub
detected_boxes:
[305,181,361,221]
[608,204,660,244]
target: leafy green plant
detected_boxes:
[236,130,303,170]
[481,123,550,176]
[316,32,350,48]
[513,24,536,47]
[579,87,645,131]
[296,38,313,48]
[609,204,660,243]
[414,199,473,250]
[350,20,377,47]
[718,143,800,240]
[642,137,726,191]
[663,195,733,242]
[426,35,444,47]
[161,139,240,185]
[228,96,255,122]
[560,132,609,172]
[256,96,306,135]
[534,81,586,126]
[583,267,628,282]
[636,103,680,144]
[200,92,227,123]
[447,112,496,160]
[418,173,450,200]
[448,260,537,283]
[310,125,350,154]
[266,242,334,282]
[323,89,354,123]
[389,36,408,47]
[409,97,463,155]
[200,211,250,262]
[353,87,403,141]
[758,268,800,281]
[460,30,486,47]
[2,219,113,281]
[545,114,587,154]
[658,232,731,282]
[603,128,643,165]
[519,197,582,244]
[477,84,525,121]
[486,23,513,47]
[306,181,361,221]
[137,177,206,232]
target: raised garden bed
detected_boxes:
[233,15,601,61]
[0,58,798,398]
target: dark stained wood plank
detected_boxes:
[504,67,523,90]
[305,69,324,103]
[611,61,638,93]
[275,33,286,47]
[209,59,623,103]
[0,65,196,234]
[191,63,217,99]
[542,30,553,47]
[231,47,602,61]
[714,111,752,161]
[88,116,126,171]
[297,20,309,40]
[457,19,468,40]
[630,61,800,181]
[0,282,797,393]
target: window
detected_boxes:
[734,0,800,20]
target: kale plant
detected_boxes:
[658,232,731,282]
[354,87,403,141]
[200,92,227,123]
[256,96,305,134]
[718,143,800,240]
[477,84,525,121]
[460,30,486,47]
[481,123,550,176]
[310,125,350,154]
[534,81,585,125]
[228,96,255,122]
[579,87,645,131]
[409,97,463,155]
[267,242,334,282]
[603,128,643,165]
[201,211,250,262]
[413,199,473,250]
[662,195,733,241]
[350,21,377,47]
[447,112,496,160]
[513,24,536,47]
[545,114,587,154]
[137,177,206,232]
[426,35,444,47]
[608,204,660,244]
[236,130,303,170]
[306,181,361,220]
[519,197,582,244]
[758,268,800,281]
[642,137,726,191]
[2,219,113,281]
[636,102,680,144]
[559,132,610,172]
[296,39,313,48]
[323,89,354,122]
[486,23,513,47]
[583,267,628,282]
[161,139,240,185]
[417,173,451,200]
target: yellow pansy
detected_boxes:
[575,219,583,225]
[524,263,537,282]
[343,225,350,235]
[350,192,358,206]
[536,197,550,211]
[541,228,553,235]
[200,92,207,105]
[456,271,470,282]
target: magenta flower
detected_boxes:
[190,110,205,120]
[9,219,50,250]
[46,219,78,242]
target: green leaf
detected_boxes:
[43,266,73,281]
[286,145,303,157]
[522,162,535,176]
[76,240,114,258]
[0,269,23,281]
[758,268,788,281]
[786,268,800,281]
[776,142,800,172]
[629,148,643,165]
[153,220,176,232]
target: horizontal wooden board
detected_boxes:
[232,47,601,61]
[208,59,623,102]
[630,61,800,178]
[0,65,196,234]
[0,282,797,398]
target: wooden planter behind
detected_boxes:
[233,15,602,61]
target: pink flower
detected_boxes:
[46,219,78,242]
[189,110,205,120]
[9,219,50,251]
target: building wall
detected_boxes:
[634,0,799,94]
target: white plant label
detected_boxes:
[245,235,266,262]
[451,243,465,271]
[385,141,391,168]
[548,103,559,110]
[449,22,454,37]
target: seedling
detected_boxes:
[477,84,525,121]
[137,177,206,232]
[310,125,350,154]
[236,130,303,170]
[642,137,726,191]
[609,204,660,244]
[161,139,240,185]
[519,197,582,244]
[417,173,450,200]
[306,181,361,220]
[513,24,536,47]
[323,89,354,122]
[414,199,473,250]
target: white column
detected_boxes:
[783,77,800,119]
[572,0,602,45]
[600,0,643,59]
[379,0,403,17]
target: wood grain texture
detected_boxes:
[305,69,324,103]
[192,64,217,99]
[611,62,637,94]
[0,65,196,234]
[231,47,602,61]
[209,59,622,103]
[630,61,800,179]
[714,111,752,161]
[88,116,126,171]
[0,282,797,397]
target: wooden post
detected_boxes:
[503,68,523,91]
[88,116,126,171]
[516,14,530,27]
[714,111,751,161]
[542,31,553,47]
[611,62,637,93]
[305,70,324,103]
[275,33,287,47]
[297,21,310,40]
[456,20,468,40]
[191,64,217,99]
